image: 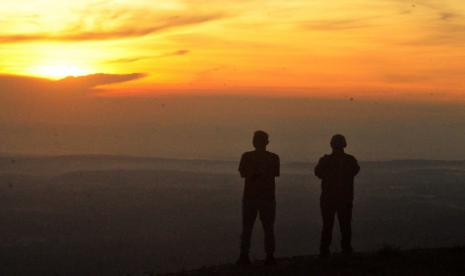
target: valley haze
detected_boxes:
[1,154,464,275]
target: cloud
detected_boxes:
[0,73,146,97]
[0,74,51,96]
[106,50,189,64]
[56,73,146,90]
[409,27,465,46]
[439,12,459,21]
[106,56,150,64]
[382,73,434,83]
[402,22,465,46]
[0,13,227,43]
[396,1,465,46]
[159,49,190,57]
[0,72,146,129]
[299,19,372,31]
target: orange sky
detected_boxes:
[1,0,465,99]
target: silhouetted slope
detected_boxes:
[164,247,465,276]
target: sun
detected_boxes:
[29,64,92,79]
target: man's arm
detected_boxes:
[314,156,326,179]
[275,155,280,177]
[238,153,247,178]
[352,157,360,176]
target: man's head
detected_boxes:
[253,130,269,149]
[330,134,347,150]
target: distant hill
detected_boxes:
[163,247,465,276]
[2,153,465,175]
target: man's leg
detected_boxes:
[259,201,276,255]
[259,200,276,264]
[337,202,353,254]
[320,200,336,257]
[239,201,258,263]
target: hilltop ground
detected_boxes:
[164,247,465,276]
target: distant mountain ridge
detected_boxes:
[2,153,465,179]
[2,152,465,164]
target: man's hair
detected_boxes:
[253,130,269,146]
[330,134,347,149]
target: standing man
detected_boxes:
[237,130,280,265]
[314,134,360,258]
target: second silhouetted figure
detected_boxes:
[314,134,360,258]
[237,130,280,266]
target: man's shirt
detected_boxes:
[314,152,360,202]
[239,150,280,201]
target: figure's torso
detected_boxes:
[316,153,359,202]
[239,150,280,201]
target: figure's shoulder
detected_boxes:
[268,151,279,157]
[344,153,357,161]
[342,153,358,165]
[319,154,330,161]
[243,151,255,155]
[266,151,280,160]
[241,151,255,158]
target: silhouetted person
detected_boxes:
[237,130,280,265]
[314,134,360,258]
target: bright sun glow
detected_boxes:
[29,65,91,79]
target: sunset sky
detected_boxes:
[1,0,464,99]
[1,1,465,160]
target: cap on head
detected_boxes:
[253,130,269,148]
[330,134,347,149]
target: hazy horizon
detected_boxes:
[2,91,465,161]
[2,150,465,163]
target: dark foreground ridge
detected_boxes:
[163,247,465,276]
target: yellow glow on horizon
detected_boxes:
[28,64,92,80]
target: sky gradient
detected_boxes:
[1,0,464,99]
